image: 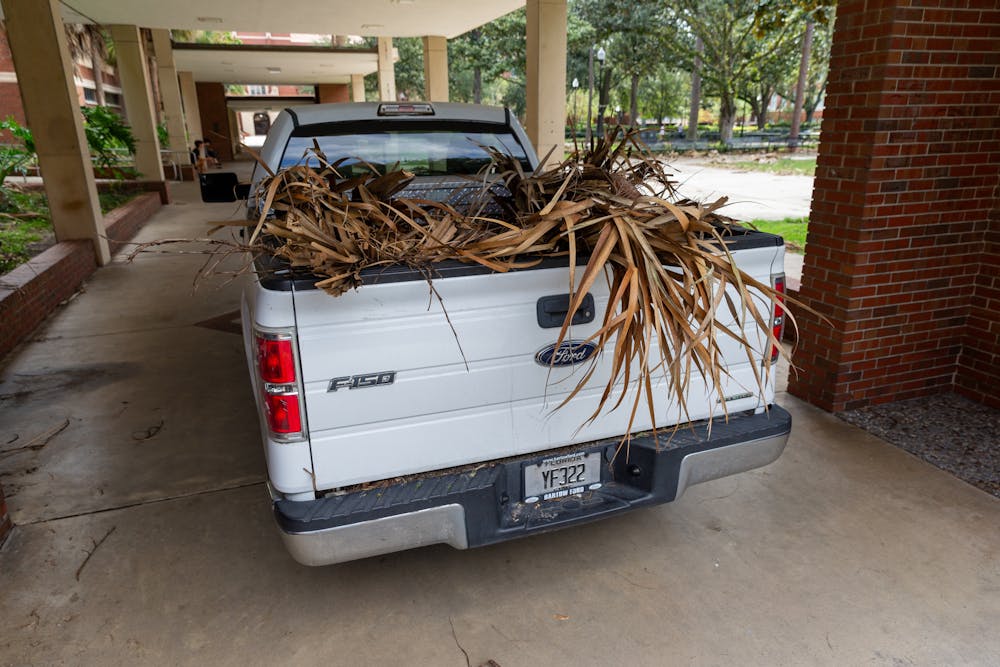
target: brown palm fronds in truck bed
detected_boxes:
[247,128,793,441]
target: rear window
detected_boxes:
[280,123,531,176]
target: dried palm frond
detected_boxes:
[235,128,797,445]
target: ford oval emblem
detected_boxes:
[535,340,599,367]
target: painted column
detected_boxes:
[422,36,448,102]
[177,71,203,143]
[0,0,109,264]
[150,30,187,155]
[108,25,164,181]
[351,74,366,102]
[525,0,567,167]
[377,37,396,102]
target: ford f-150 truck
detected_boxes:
[201,102,791,566]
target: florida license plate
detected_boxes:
[523,452,602,501]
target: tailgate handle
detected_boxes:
[536,293,595,329]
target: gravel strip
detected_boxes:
[839,393,1000,498]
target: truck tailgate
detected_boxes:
[293,244,782,489]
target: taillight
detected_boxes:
[257,336,295,383]
[771,274,785,363]
[263,393,302,433]
[255,330,305,440]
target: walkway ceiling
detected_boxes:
[45,0,524,39]
[172,45,379,84]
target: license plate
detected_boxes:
[523,452,602,501]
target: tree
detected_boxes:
[663,0,803,143]
[574,0,671,127]
[393,37,426,101]
[802,19,833,124]
[449,9,527,111]
[735,27,801,130]
[639,64,690,125]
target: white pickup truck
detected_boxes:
[201,102,791,566]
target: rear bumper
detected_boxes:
[274,406,792,566]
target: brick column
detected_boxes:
[195,82,233,162]
[317,83,350,103]
[789,0,1000,411]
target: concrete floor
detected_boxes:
[1,177,998,666]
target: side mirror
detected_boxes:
[199,172,250,203]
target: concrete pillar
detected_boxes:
[150,30,187,153]
[422,36,448,102]
[377,37,396,102]
[0,0,109,264]
[109,25,164,181]
[177,71,203,143]
[351,74,366,102]
[525,0,567,168]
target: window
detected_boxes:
[82,87,97,103]
[281,125,531,177]
[105,92,122,107]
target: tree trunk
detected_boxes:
[629,73,639,126]
[719,94,736,144]
[747,97,764,130]
[686,37,703,141]
[596,66,612,137]
[789,21,814,148]
[473,67,482,104]
[756,88,771,129]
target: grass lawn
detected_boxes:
[0,188,139,274]
[748,216,808,252]
[730,157,816,176]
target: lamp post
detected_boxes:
[571,77,580,139]
[586,48,594,148]
[595,46,606,141]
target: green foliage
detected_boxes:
[732,157,816,176]
[80,105,136,171]
[0,117,36,185]
[170,30,242,45]
[157,123,169,148]
[394,37,427,101]
[748,216,809,251]
[0,189,50,274]
[0,189,139,273]
[638,64,690,123]
[448,9,528,113]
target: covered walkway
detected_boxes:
[1,178,998,665]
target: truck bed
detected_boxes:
[249,227,784,494]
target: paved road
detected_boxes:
[667,158,815,222]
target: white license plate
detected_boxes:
[523,452,602,501]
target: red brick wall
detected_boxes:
[0,26,27,136]
[195,82,233,161]
[0,241,97,360]
[956,193,1000,408]
[317,83,350,104]
[0,192,163,361]
[789,0,1000,411]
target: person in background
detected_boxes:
[202,139,221,168]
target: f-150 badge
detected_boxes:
[328,371,396,392]
[535,341,599,367]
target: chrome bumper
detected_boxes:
[272,409,791,566]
